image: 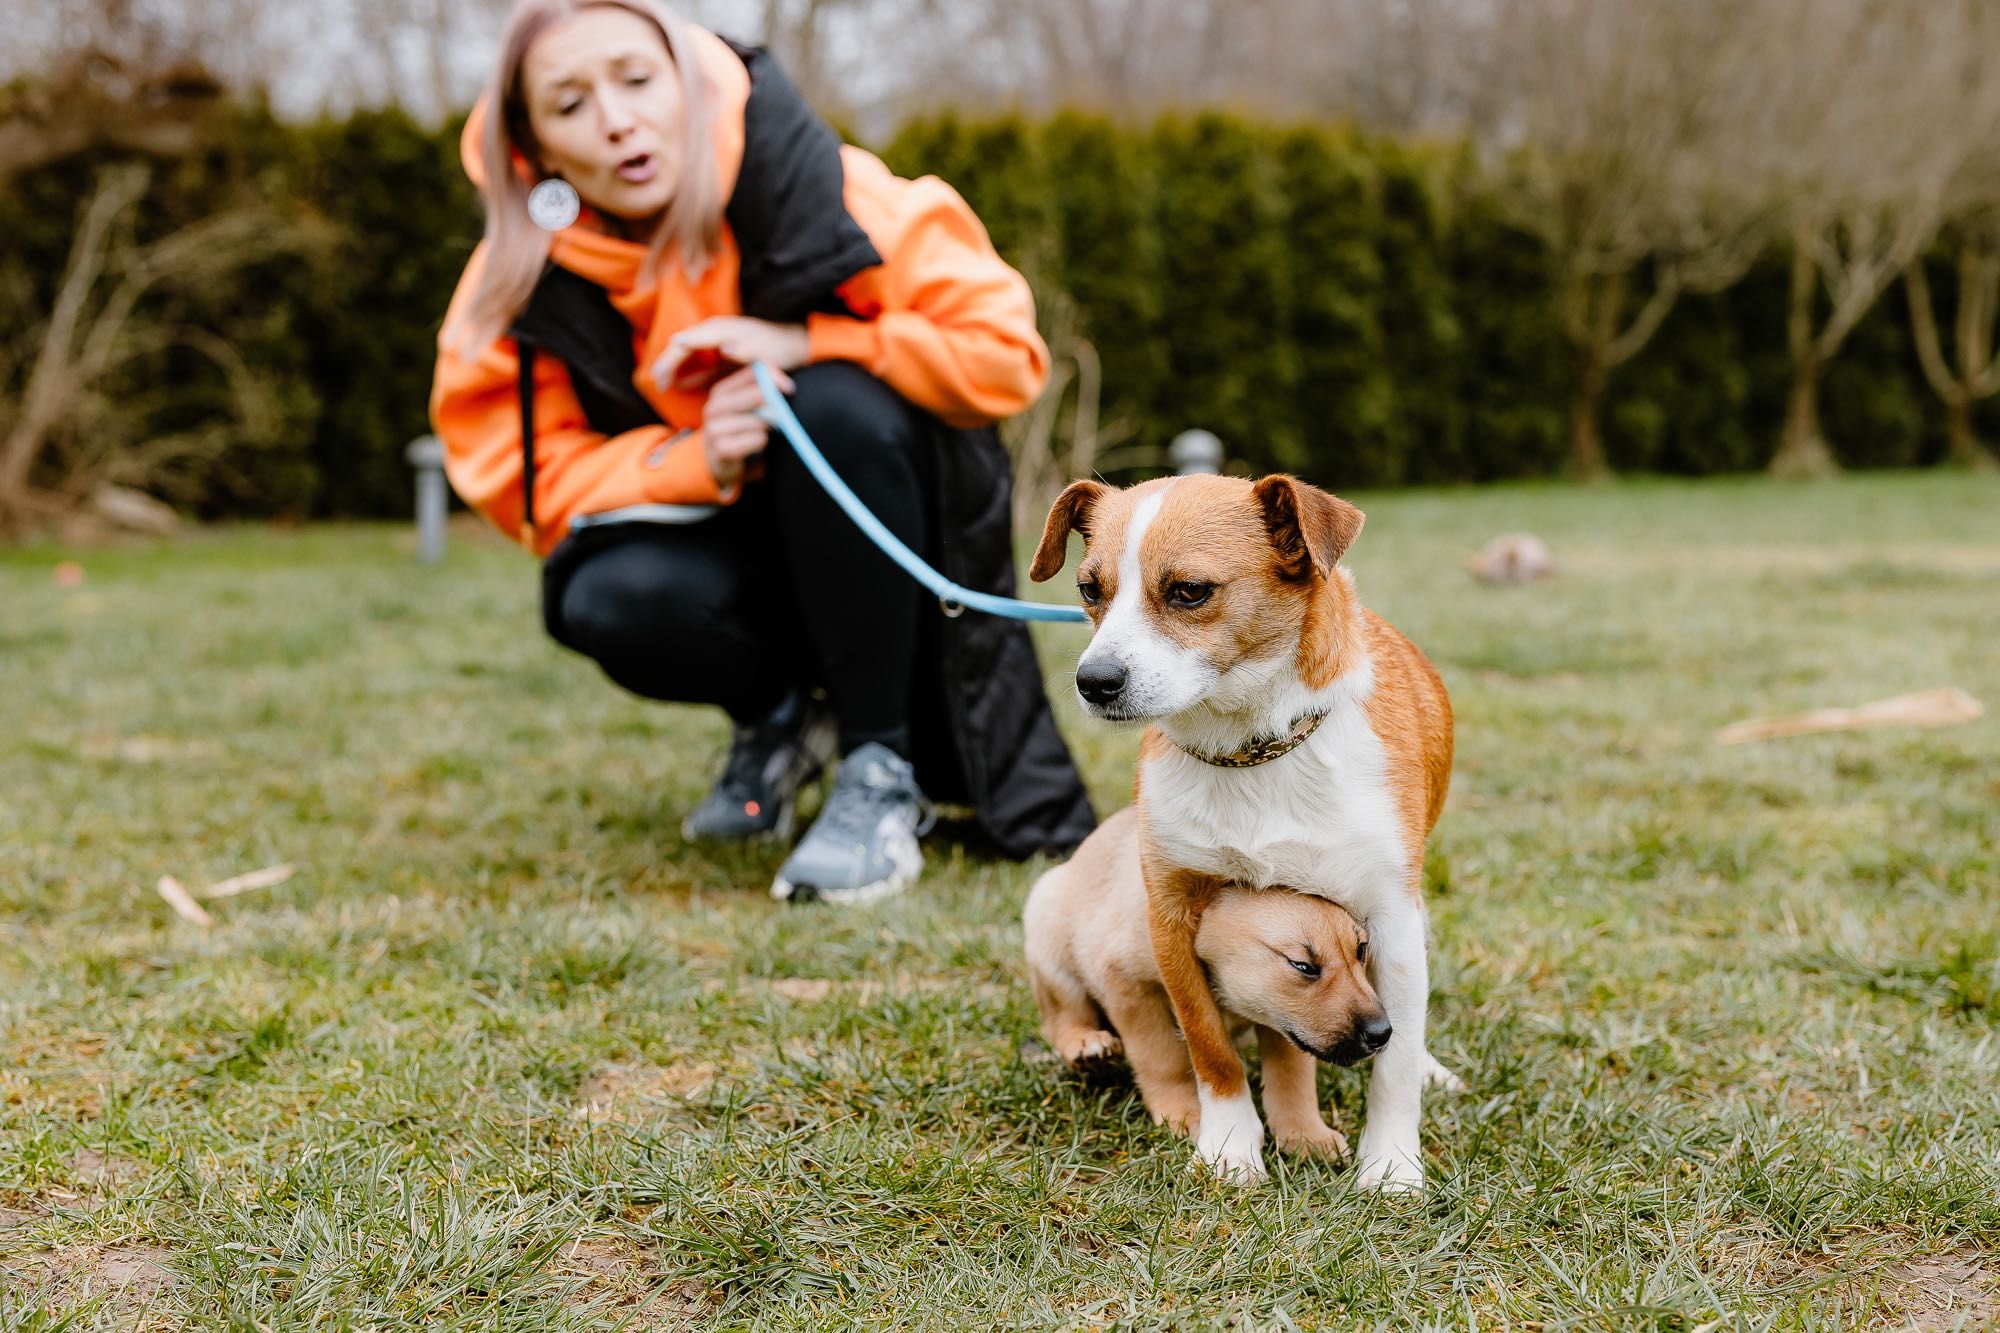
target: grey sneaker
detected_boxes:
[681,696,836,842]
[770,743,934,906]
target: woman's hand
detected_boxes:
[653,316,809,392]
[701,362,794,497]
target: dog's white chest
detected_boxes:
[1143,702,1409,912]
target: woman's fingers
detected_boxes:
[704,366,795,421]
[707,418,769,456]
[655,317,807,388]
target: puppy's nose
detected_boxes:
[1075,659,1127,705]
[1359,1016,1393,1052]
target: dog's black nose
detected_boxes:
[1359,1017,1393,1052]
[1075,659,1127,705]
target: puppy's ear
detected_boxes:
[1029,480,1108,583]
[1254,475,1364,581]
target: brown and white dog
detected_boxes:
[1030,474,1454,1190]
[1025,807,1386,1161]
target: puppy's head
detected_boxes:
[1029,475,1364,721]
[1195,886,1389,1065]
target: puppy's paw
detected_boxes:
[1272,1122,1349,1162]
[1423,1052,1467,1094]
[1057,1028,1124,1072]
[1150,1100,1199,1138]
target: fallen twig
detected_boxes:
[154,875,212,926]
[1717,687,1984,744]
[198,864,294,899]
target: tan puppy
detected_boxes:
[1025,808,1381,1160]
[1030,474,1454,1190]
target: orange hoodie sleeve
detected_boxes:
[806,148,1050,428]
[429,248,727,557]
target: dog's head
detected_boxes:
[1029,475,1365,721]
[1196,886,1389,1065]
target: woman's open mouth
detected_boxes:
[615,152,656,184]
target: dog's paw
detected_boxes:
[1423,1052,1467,1094]
[1057,1028,1124,1070]
[1354,1134,1425,1193]
[1193,1139,1268,1185]
[1193,1089,1266,1184]
[1272,1122,1350,1162]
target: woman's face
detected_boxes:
[521,6,685,225]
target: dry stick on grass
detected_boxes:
[1716,688,1985,745]
[197,864,295,899]
[154,875,213,927]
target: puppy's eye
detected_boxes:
[1077,578,1101,606]
[1166,581,1214,609]
[1288,958,1321,980]
[1356,940,1369,964]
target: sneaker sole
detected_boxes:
[770,861,920,907]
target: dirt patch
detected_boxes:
[765,975,1011,1005]
[573,1061,717,1124]
[75,734,223,763]
[5,1244,181,1320]
[66,1147,146,1193]
[1751,1238,1996,1328]
[556,1236,721,1327]
[1887,1252,1998,1331]
[769,977,836,1002]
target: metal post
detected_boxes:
[1169,429,1224,475]
[405,435,447,565]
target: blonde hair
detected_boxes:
[448,0,722,356]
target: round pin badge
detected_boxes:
[526,178,580,232]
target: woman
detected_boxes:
[431,0,1094,904]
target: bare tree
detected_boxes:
[1483,0,1770,477]
[0,165,314,536]
[1751,0,1980,477]
[0,48,221,189]
[1901,9,2000,471]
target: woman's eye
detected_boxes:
[557,99,583,116]
[1077,580,1101,605]
[626,72,650,86]
[1167,581,1214,608]
[1288,958,1321,980]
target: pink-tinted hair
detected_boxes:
[447,0,721,356]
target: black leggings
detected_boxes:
[548,362,929,756]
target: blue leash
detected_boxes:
[752,362,1088,624]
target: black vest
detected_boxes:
[510,43,1094,859]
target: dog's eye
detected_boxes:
[1166,581,1214,609]
[1288,958,1321,980]
[1077,578,1101,606]
[1356,940,1369,964]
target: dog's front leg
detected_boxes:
[1143,859,1265,1184]
[1355,901,1429,1192]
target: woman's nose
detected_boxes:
[599,91,637,140]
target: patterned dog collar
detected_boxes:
[1177,710,1330,768]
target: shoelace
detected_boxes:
[812,763,936,843]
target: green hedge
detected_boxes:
[3,102,1985,521]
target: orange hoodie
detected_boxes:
[429,27,1049,557]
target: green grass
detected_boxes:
[2,472,1996,1330]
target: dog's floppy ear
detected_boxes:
[1029,480,1108,583]
[1254,475,1364,580]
